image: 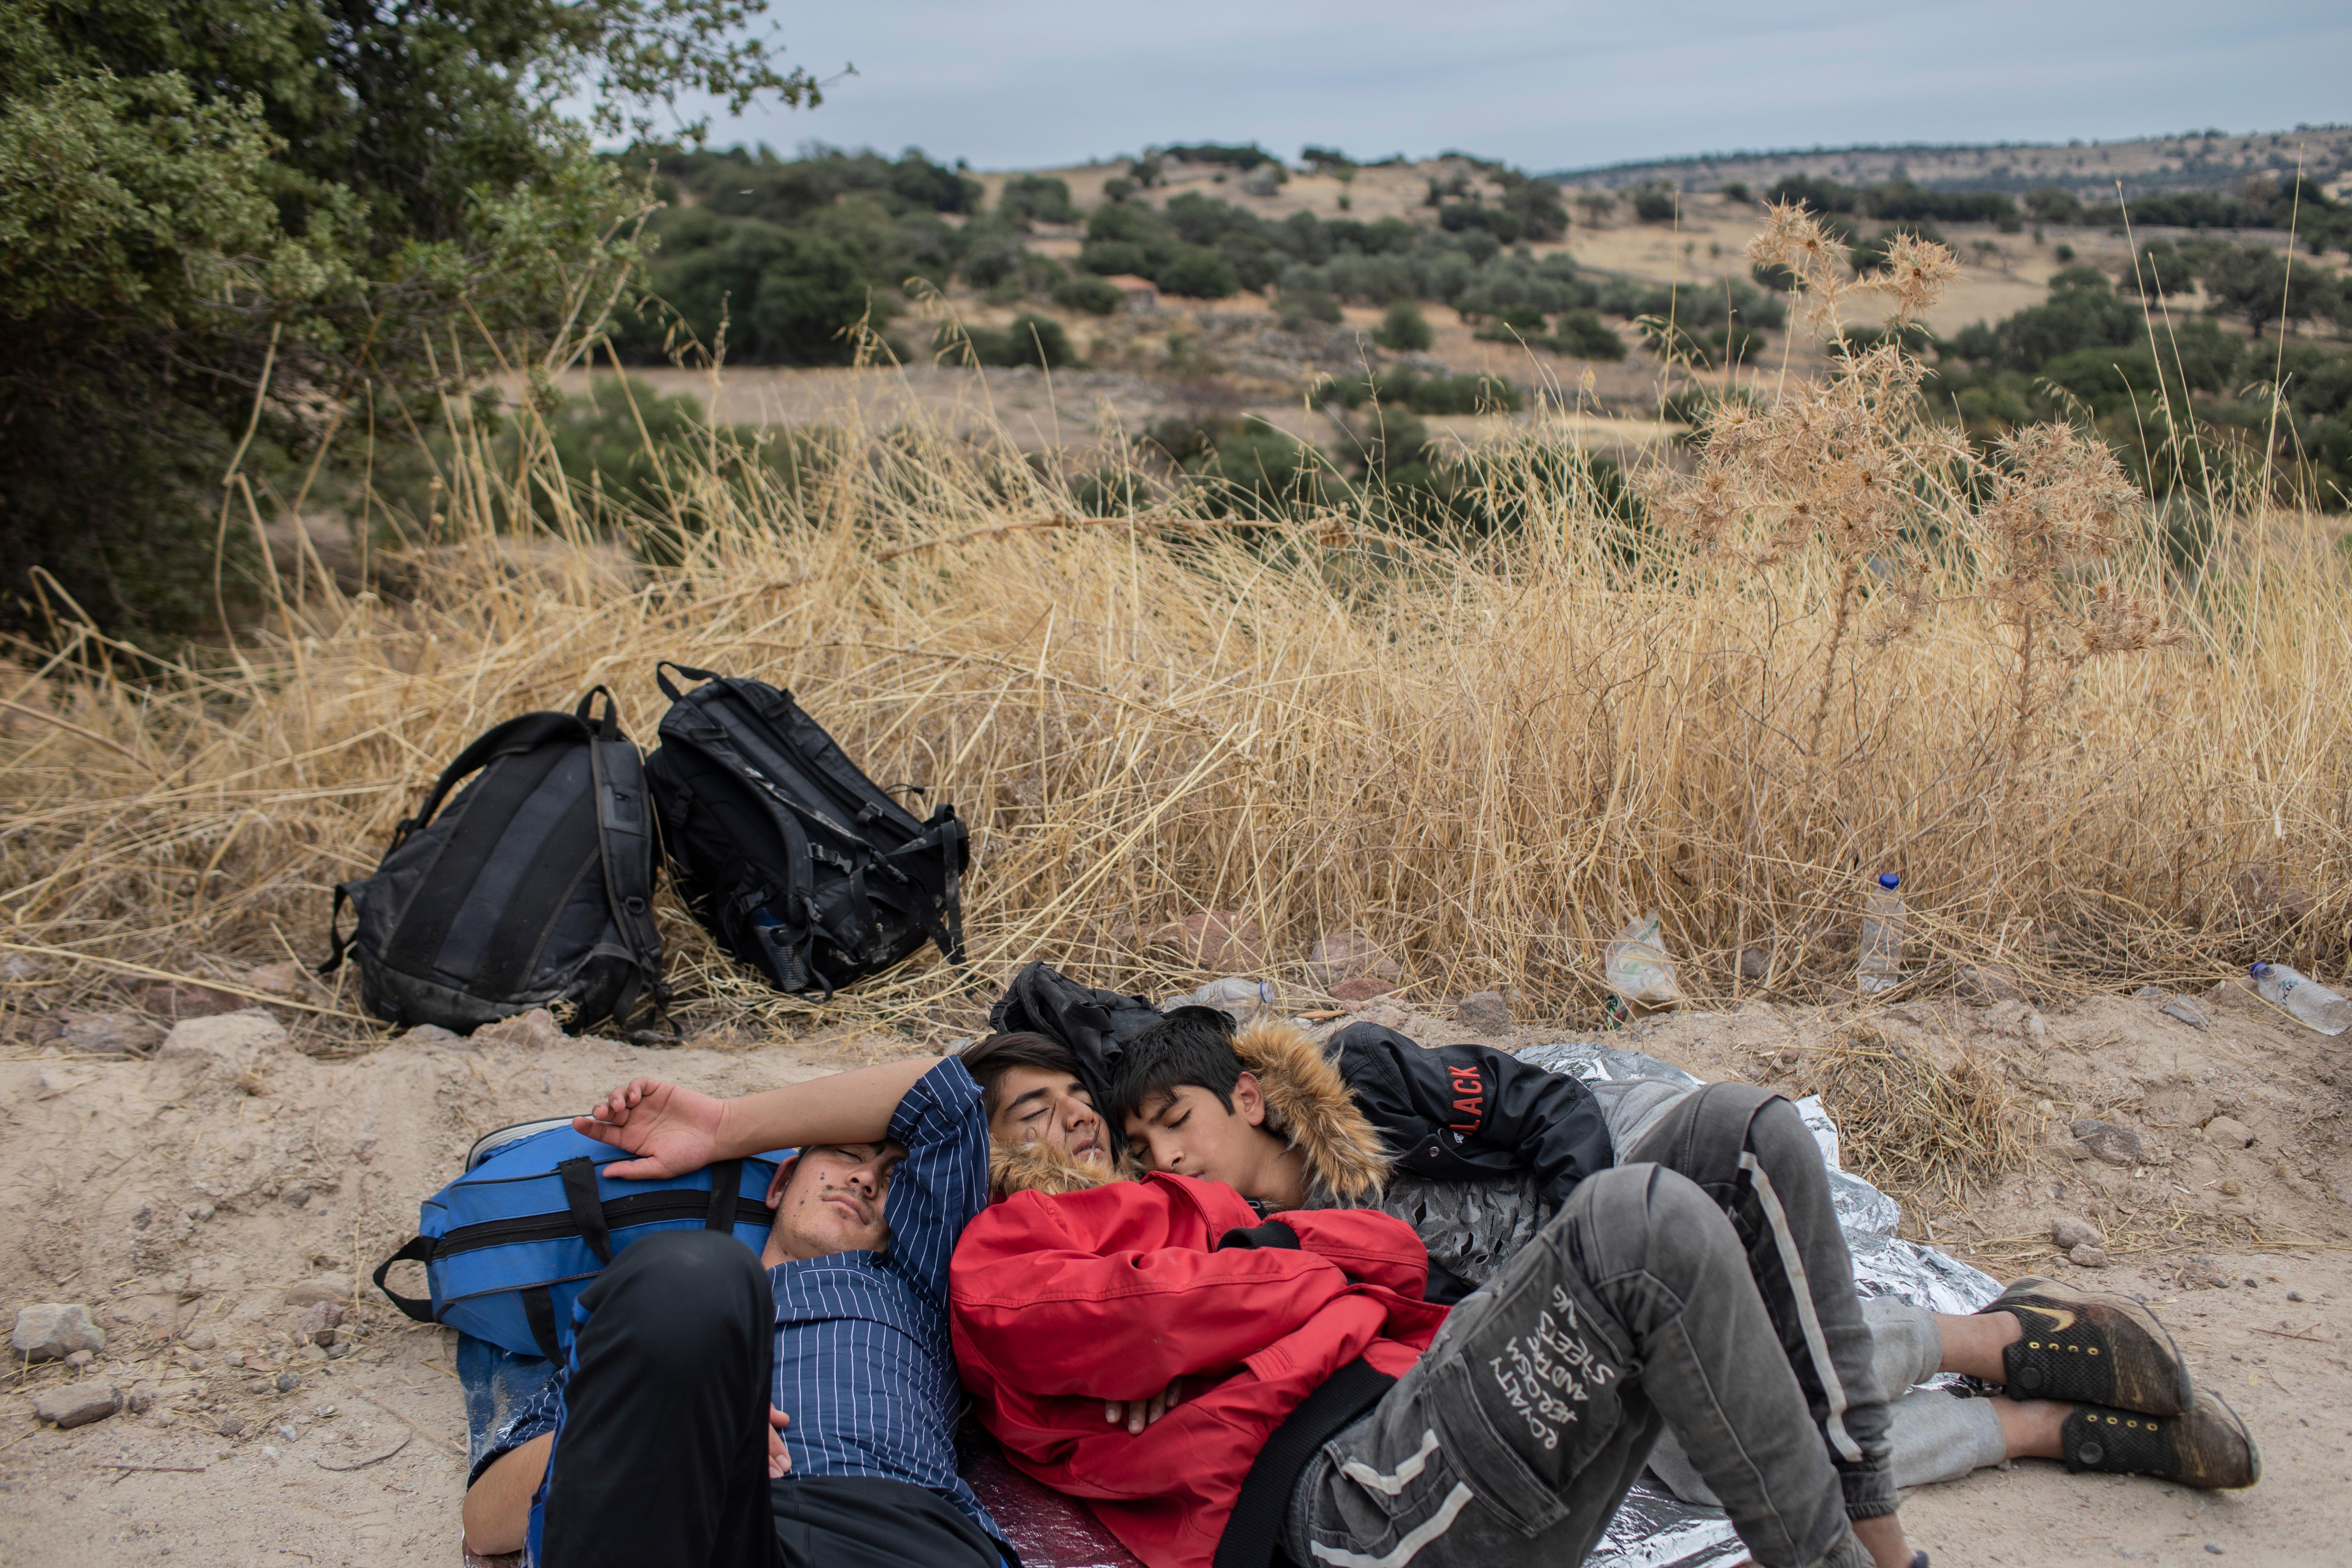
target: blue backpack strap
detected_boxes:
[557,1157,614,1264]
[373,1235,438,1323]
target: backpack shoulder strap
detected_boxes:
[589,731,666,1021]
[393,711,584,852]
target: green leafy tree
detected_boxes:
[1000,174,1075,225]
[1374,299,1433,352]
[0,0,811,634]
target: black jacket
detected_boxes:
[1324,1022,1614,1211]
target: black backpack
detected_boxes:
[643,664,967,999]
[987,961,1167,1157]
[321,689,666,1035]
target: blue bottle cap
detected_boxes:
[1877,873,1901,890]
[2249,961,2268,978]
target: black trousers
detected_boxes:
[536,1230,1000,1568]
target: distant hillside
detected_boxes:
[1549,126,2352,201]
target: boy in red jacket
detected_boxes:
[954,1123,1919,1568]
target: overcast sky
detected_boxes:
[659,0,2349,172]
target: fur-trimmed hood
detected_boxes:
[985,1015,1394,1205]
[990,1133,1132,1198]
[1231,1016,1392,1206]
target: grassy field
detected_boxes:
[3,227,2346,1039]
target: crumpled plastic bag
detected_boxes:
[1603,910,1683,1006]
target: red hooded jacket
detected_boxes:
[950,1171,1448,1568]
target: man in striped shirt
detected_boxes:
[459,1055,1004,1568]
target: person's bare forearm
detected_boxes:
[713,1057,942,1157]
[462,1432,552,1555]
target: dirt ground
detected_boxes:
[4,981,2348,1567]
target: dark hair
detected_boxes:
[957,1032,1084,1116]
[1104,1007,1243,1125]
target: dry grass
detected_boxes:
[1784,1026,2028,1213]
[4,225,2349,1046]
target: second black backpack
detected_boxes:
[321,689,666,1035]
[644,664,967,998]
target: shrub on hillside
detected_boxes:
[1000,174,1076,225]
[1374,299,1434,351]
[1546,309,1626,361]
[1158,246,1239,298]
[1631,182,1679,223]
[1278,288,1343,326]
[1052,274,1124,315]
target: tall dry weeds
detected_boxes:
[3,220,2348,1042]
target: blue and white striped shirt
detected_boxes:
[767,1056,998,1538]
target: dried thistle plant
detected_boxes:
[1646,267,1968,774]
[1976,426,2184,770]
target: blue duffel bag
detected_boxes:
[374,1117,785,1359]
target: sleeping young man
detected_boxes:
[458,1054,1009,1568]
[1083,1009,2256,1502]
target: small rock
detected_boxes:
[1304,933,1399,991]
[30,1383,119,1429]
[1956,964,2024,1004]
[2220,1179,2244,1197]
[2051,1215,2105,1250]
[280,1185,312,1209]
[2204,1115,2256,1148]
[215,1414,247,1438]
[136,980,247,1019]
[400,1024,460,1044]
[55,1010,164,1056]
[298,1301,345,1348]
[471,1007,565,1050]
[243,1377,272,1395]
[183,1328,217,1351]
[11,1303,106,1362]
[2288,1290,2305,1303]
[2070,1243,2110,1268]
[282,1280,349,1309]
[274,1370,302,1394]
[224,1349,245,1369]
[2069,1119,2143,1167]
[1328,976,1397,1002]
[324,1340,355,1360]
[1737,947,1770,982]
[127,1383,156,1414]
[158,1009,289,1066]
[1456,990,1513,1032]
[314,1403,337,1418]
[2025,1010,2048,1039]
[1147,912,1269,974]
[64,1349,93,1371]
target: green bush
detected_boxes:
[1374,300,1434,351]
[1471,306,1549,340]
[1545,309,1626,361]
[1630,182,1678,223]
[1158,246,1239,298]
[1310,370,1521,415]
[935,313,1077,369]
[1000,174,1076,225]
[1052,274,1125,315]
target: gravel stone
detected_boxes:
[2204,1115,2256,1148]
[12,1303,105,1362]
[2068,1119,2144,1166]
[2069,1243,2110,1268]
[31,1383,120,1429]
[2050,1216,2105,1250]
[274,1370,303,1394]
[1456,990,1513,1032]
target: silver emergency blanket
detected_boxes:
[1513,1041,2002,1568]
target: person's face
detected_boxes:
[764,1142,899,1264]
[988,1065,1108,1166]
[1123,1073,1277,1194]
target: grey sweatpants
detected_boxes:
[1648,1298,2010,1502]
[1284,1148,1877,1568]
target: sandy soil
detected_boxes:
[5,982,2347,1567]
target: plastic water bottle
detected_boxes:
[1857,872,1905,995]
[2248,962,2352,1036]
